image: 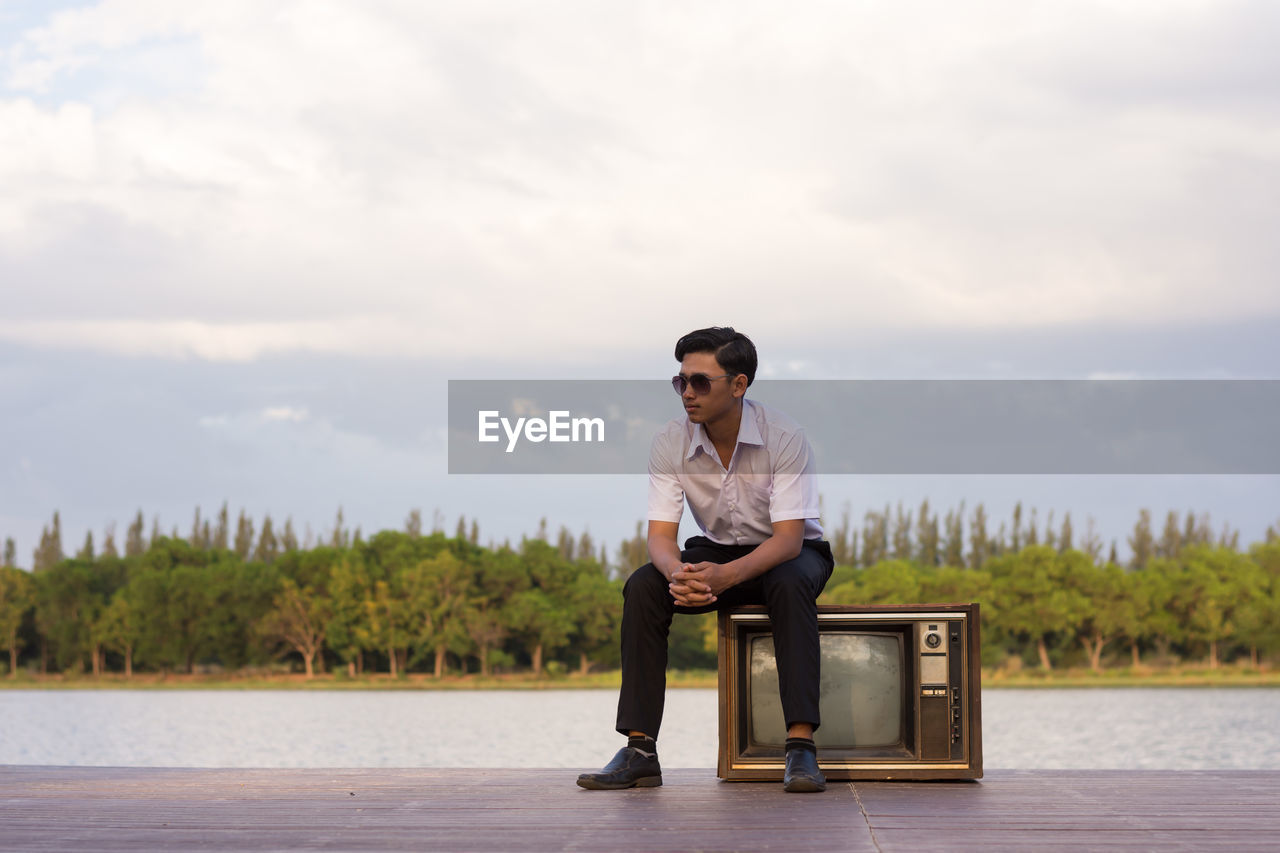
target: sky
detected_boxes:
[2,0,1278,566]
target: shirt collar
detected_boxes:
[686,399,762,461]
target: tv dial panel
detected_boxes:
[919,623,949,684]
[917,619,965,755]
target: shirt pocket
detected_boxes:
[736,475,773,520]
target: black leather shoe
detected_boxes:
[576,747,662,790]
[783,747,826,793]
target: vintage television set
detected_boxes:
[718,603,982,781]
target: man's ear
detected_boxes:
[731,374,748,398]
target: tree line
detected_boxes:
[2,503,1279,677]
[2,507,619,679]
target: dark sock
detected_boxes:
[785,737,817,754]
[628,736,657,757]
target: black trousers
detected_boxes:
[616,536,834,739]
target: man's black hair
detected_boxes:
[674,327,757,386]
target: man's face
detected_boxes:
[677,351,745,425]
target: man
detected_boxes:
[577,327,833,793]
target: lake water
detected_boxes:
[1,688,1277,770]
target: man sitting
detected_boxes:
[577,326,834,793]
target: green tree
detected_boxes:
[93,589,142,677]
[280,518,299,553]
[1237,542,1280,665]
[942,503,965,568]
[258,577,331,677]
[126,537,239,673]
[890,503,912,561]
[202,555,278,670]
[1170,545,1260,668]
[234,511,254,560]
[919,565,992,608]
[508,587,571,675]
[830,503,854,566]
[255,515,279,564]
[139,562,210,673]
[510,540,575,675]
[353,529,451,675]
[101,524,119,559]
[1065,558,1132,671]
[1058,512,1074,554]
[367,576,411,676]
[331,507,350,549]
[576,531,595,567]
[405,509,423,538]
[1156,510,1181,559]
[406,551,474,678]
[125,510,146,557]
[76,531,94,561]
[33,511,65,571]
[989,545,1086,669]
[862,559,923,604]
[968,504,990,569]
[566,555,621,674]
[860,506,889,567]
[0,566,34,675]
[212,503,230,551]
[1126,558,1180,664]
[821,559,921,606]
[915,499,939,568]
[1111,563,1149,668]
[189,507,205,550]
[271,544,339,672]
[1009,502,1024,553]
[328,553,376,675]
[1129,509,1154,569]
[34,558,104,672]
[615,522,647,580]
[555,525,579,562]
[1183,511,1211,548]
[465,546,528,675]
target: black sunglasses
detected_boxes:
[671,373,736,395]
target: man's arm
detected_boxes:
[645,427,685,582]
[669,519,806,605]
[646,520,685,581]
[649,519,717,608]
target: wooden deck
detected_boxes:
[2,766,1279,851]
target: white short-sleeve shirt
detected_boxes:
[647,398,824,546]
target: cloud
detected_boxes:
[0,319,347,361]
[261,405,308,422]
[0,1,1277,362]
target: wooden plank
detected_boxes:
[854,770,1280,852]
[2,767,1278,852]
[0,767,874,852]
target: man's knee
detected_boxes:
[761,552,827,601]
[623,563,670,603]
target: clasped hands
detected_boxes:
[669,561,738,607]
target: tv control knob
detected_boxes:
[925,632,942,649]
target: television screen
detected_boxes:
[748,632,903,749]
[721,605,982,781]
